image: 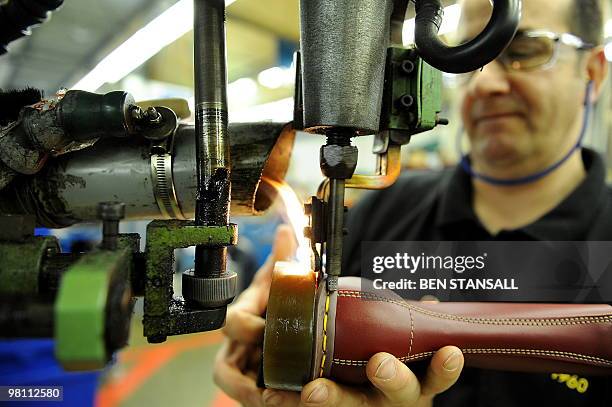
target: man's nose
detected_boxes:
[469,60,511,97]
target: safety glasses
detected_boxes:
[454,30,594,83]
[500,30,594,70]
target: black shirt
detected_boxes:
[342,148,612,406]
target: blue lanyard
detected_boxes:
[459,81,594,186]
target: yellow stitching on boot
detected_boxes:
[319,293,331,377]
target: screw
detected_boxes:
[98,202,126,250]
[400,60,415,75]
[436,117,450,125]
[398,94,414,109]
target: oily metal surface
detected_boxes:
[263,263,318,391]
[300,0,393,134]
[0,122,292,226]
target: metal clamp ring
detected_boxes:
[150,154,186,220]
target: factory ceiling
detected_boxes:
[0,0,457,97]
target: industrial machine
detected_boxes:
[0,0,521,370]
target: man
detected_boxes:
[214,0,610,405]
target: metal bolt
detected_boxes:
[436,117,450,125]
[97,202,126,250]
[144,107,162,125]
[399,94,414,109]
[400,60,415,75]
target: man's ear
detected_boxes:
[585,46,609,103]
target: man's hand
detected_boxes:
[214,224,464,407]
[261,347,464,407]
[213,225,297,407]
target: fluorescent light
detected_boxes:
[72,0,237,91]
[403,4,461,45]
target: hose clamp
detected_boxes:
[150,154,186,220]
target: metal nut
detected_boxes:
[319,144,358,179]
[182,270,237,307]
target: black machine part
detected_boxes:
[0,0,64,54]
[0,89,178,189]
[58,90,136,140]
[414,0,521,73]
[303,0,522,291]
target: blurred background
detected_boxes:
[1,0,611,406]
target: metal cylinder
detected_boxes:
[193,0,231,279]
[326,178,345,289]
[300,0,393,134]
[98,202,126,250]
[0,123,294,227]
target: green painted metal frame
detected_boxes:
[143,220,237,341]
[381,45,443,144]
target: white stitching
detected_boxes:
[332,348,612,367]
[337,290,612,326]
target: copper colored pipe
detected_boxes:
[346,143,401,190]
[316,144,402,200]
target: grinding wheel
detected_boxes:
[262,262,328,390]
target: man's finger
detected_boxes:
[222,308,265,344]
[300,378,369,407]
[420,346,464,398]
[262,389,300,407]
[213,342,264,407]
[365,352,421,405]
[231,281,271,317]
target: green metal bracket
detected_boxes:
[0,236,59,295]
[55,248,131,370]
[143,220,237,342]
[380,46,443,145]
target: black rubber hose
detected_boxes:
[414,0,521,73]
[0,0,64,55]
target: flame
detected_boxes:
[263,178,312,269]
